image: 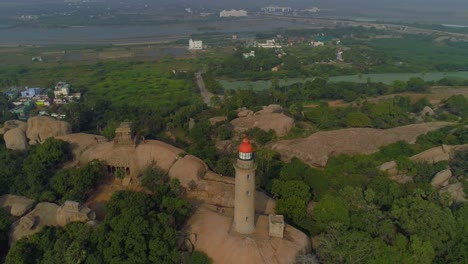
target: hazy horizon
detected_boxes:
[1,0,468,25]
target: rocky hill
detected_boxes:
[269,122,452,167]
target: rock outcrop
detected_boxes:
[9,200,95,243]
[56,201,96,227]
[0,120,27,135]
[431,169,452,189]
[0,195,34,217]
[185,206,310,264]
[410,145,452,164]
[271,122,451,167]
[10,202,60,243]
[209,116,227,126]
[231,105,294,136]
[168,155,207,188]
[439,183,466,203]
[4,128,28,151]
[26,116,72,144]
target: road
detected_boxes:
[195,71,215,106]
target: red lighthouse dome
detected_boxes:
[238,137,254,153]
[238,136,254,160]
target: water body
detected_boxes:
[219,72,468,91]
[0,19,311,45]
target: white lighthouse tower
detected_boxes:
[233,136,257,234]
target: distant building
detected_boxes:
[242,51,255,59]
[20,87,42,98]
[302,7,320,13]
[261,6,292,13]
[189,39,203,50]
[336,50,344,61]
[220,9,247,17]
[54,81,70,98]
[199,13,213,17]
[311,41,325,47]
[255,39,282,48]
[4,88,19,99]
[31,56,43,62]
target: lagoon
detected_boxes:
[219,72,468,91]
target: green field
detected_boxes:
[0,59,201,108]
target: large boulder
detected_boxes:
[168,155,208,188]
[439,182,466,203]
[56,201,96,227]
[10,201,96,244]
[0,120,27,135]
[0,195,34,217]
[431,169,452,189]
[378,161,398,176]
[231,112,294,137]
[256,104,283,114]
[410,145,451,164]
[209,116,227,126]
[4,128,28,151]
[26,116,72,144]
[420,106,435,116]
[10,202,60,243]
[55,133,108,164]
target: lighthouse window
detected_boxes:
[239,152,252,160]
[246,191,250,196]
[246,217,249,222]
[247,174,250,180]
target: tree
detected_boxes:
[22,138,71,199]
[406,77,427,92]
[316,225,379,264]
[140,166,170,196]
[346,112,371,127]
[390,194,456,255]
[0,208,11,259]
[187,251,212,264]
[313,195,350,230]
[50,160,104,202]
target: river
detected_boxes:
[0,18,314,46]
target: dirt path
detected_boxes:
[195,71,214,106]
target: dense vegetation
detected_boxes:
[0,137,104,203]
[5,188,198,264]
[209,27,468,81]
[252,126,468,263]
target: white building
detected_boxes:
[242,51,255,59]
[311,41,325,47]
[303,7,320,13]
[220,9,247,17]
[54,81,70,98]
[255,39,282,48]
[189,39,203,50]
[261,6,292,13]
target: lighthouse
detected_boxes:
[233,136,257,234]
